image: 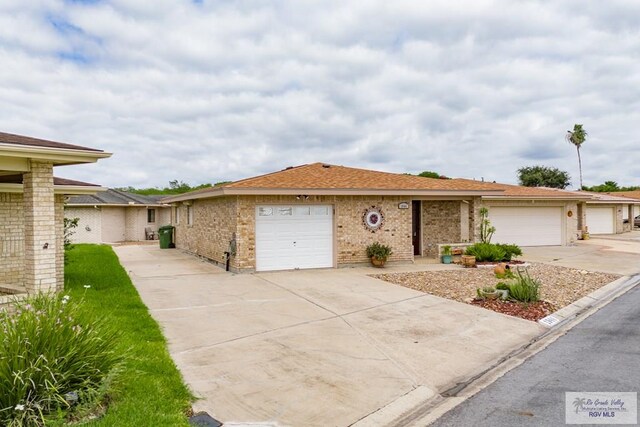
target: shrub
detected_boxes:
[366,242,393,260]
[496,244,523,261]
[508,269,541,303]
[0,293,123,426]
[464,243,506,262]
[495,282,510,290]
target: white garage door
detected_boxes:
[255,205,333,271]
[586,207,615,234]
[488,207,563,246]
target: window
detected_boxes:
[147,208,156,223]
[258,207,273,216]
[175,206,180,225]
[279,207,292,216]
[187,205,193,225]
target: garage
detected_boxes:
[586,206,615,234]
[255,205,333,271]
[488,206,563,246]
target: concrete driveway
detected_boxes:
[522,232,640,275]
[114,245,543,426]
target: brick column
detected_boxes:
[23,160,58,293]
[469,197,482,242]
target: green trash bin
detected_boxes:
[158,225,174,249]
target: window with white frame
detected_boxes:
[174,206,180,225]
[187,205,193,225]
[147,208,156,223]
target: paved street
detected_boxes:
[432,281,640,427]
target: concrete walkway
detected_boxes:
[114,245,543,427]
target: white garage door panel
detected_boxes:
[586,207,615,235]
[256,205,333,271]
[489,207,563,246]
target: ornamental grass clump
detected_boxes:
[508,268,541,303]
[0,293,123,426]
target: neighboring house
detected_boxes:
[163,163,609,273]
[583,192,640,234]
[608,190,640,226]
[65,189,170,243]
[0,131,110,293]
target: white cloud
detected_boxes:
[0,0,639,189]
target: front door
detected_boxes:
[412,201,421,255]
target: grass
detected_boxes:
[64,244,193,426]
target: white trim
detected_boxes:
[0,143,111,165]
[0,183,106,195]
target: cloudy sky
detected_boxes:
[1,0,639,189]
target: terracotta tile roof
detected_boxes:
[476,181,590,199]
[222,163,502,191]
[608,190,640,200]
[0,174,99,187]
[0,131,103,152]
[165,163,600,202]
[584,192,640,203]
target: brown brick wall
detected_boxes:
[174,197,238,267]
[177,195,413,271]
[0,192,25,288]
[421,200,463,257]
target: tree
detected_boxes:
[115,180,214,196]
[566,124,587,189]
[517,166,571,189]
[418,171,441,179]
[416,171,449,179]
[583,181,640,192]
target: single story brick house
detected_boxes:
[0,131,110,294]
[608,190,640,226]
[65,189,170,243]
[582,192,640,234]
[163,163,624,273]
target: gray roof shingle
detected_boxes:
[0,131,103,152]
[68,189,165,206]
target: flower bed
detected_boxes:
[372,263,620,321]
[470,299,556,321]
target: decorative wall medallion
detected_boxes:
[363,206,385,232]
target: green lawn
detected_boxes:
[64,244,193,426]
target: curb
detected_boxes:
[538,274,640,328]
[356,274,640,427]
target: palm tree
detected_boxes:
[573,397,586,414]
[566,124,588,189]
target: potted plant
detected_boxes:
[477,286,500,300]
[366,242,393,267]
[441,245,453,264]
[461,254,476,268]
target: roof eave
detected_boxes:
[66,203,169,207]
[164,187,504,202]
[483,195,593,201]
[0,143,112,166]
[0,183,107,195]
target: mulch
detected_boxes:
[470,299,556,322]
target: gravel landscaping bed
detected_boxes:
[372,263,621,314]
